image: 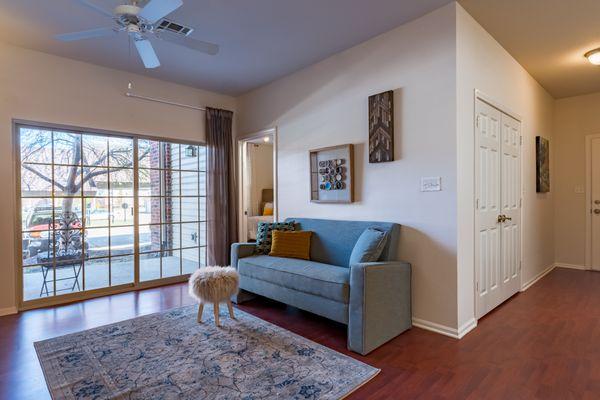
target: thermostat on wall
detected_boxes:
[421,177,441,192]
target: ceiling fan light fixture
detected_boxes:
[56,0,220,69]
[585,48,600,65]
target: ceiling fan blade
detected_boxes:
[139,0,183,24]
[157,31,219,55]
[75,0,114,18]
[55,27,117,42]
[134,38,161,68]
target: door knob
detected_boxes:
[595,200,600,205]
[594,209,600,214]
[497,214,512,223]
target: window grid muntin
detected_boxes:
[18,124,206,301]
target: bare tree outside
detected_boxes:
[20,129,145,258]
[19,125,206,301]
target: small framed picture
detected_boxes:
[309,144,354,203]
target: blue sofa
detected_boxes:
[231,217,412,355]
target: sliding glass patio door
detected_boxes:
[18,123,206,305]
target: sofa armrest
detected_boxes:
[230,243,258,304]
[348,261,412,355]
[230,243,256,269]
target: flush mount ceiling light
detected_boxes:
[585,48,600,65]
[263,136,270,143]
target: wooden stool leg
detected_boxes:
[197,302,204,323]
[227,300,235,319]
[213,302,220,326]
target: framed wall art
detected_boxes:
[368,90,394,163]
[309,144,354,203]
[536,136,550,193]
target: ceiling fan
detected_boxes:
[55,0,219,68]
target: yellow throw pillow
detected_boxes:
[263,202,274,216]
[269,230,312,260]
[263,207,274,216]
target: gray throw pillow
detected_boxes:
[349,228,388,266]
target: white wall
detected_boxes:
[0,41,236,313]
[456,4,555,327]
[238,4,459,328]
[554,92,600,267]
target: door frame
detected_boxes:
[584,133,600,270]
[13,119,204,311]
[237,127,278,242]
[473,90,524,319]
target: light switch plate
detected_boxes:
[574,185,584,194]
[421,177,441,192]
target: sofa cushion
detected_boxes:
[349,228,389,266]
[269,230,312,260]
[255,221,295,255]
[238,255,349,303]
[285,218,400,267]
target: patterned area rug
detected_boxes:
[35,305,379,399]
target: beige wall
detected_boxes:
[554,92,600,267]
[238,4,459,329]
[0,3,567,334]
[0,41,236,313]
[456,4,555,327]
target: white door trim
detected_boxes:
[237,127,279,241]
[584,133,600,269]
[473,90,523,319]
[474,90,523,122]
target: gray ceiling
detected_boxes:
[0,0,452,95]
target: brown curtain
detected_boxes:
[206,107,237,266]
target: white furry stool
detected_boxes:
[188,266,240,326]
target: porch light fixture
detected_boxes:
[585,48,600,65]
[185,145,197,157]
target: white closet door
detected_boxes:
[475,98,521,319]
[500,113,521,300]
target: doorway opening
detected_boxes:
[238,129,277,242]
[16,121,206,309]
[585,134,600,271]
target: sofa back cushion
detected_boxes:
[285,218,400,267]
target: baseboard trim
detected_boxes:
[457,318,478,338]
[0,306,18,317]
[521,264,555,292]
[412,317,477,339]
[555,263,588,271]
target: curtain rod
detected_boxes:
[125,91,206,111]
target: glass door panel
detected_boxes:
[19,125,204,304]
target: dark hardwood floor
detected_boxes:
[1,267,598,399]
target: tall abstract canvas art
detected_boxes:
[368,90,394,163]
[536,136,550,193]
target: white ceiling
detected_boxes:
[0,0,452,95]
[460,0,600,99]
